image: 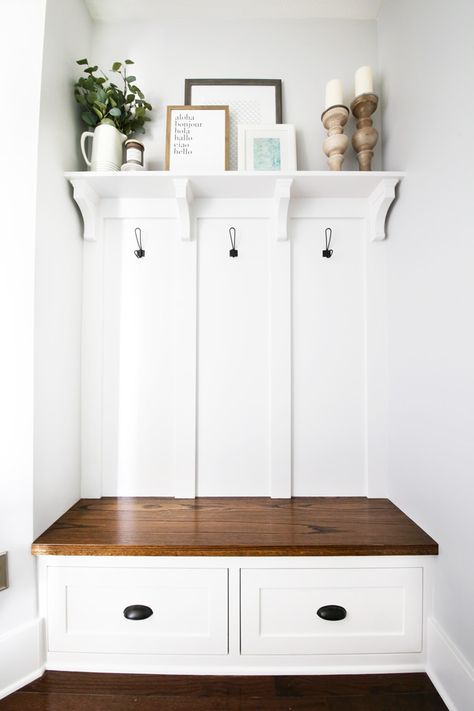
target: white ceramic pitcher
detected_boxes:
[80,123,126,171]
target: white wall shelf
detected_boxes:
[66,171,403,243]
[66,169,403,501]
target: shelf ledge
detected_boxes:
[66,171,403,243]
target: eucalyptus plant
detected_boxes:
[74,58,152,137]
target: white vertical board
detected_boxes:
[269,236,292,497]
[292,218,366,495]
[102,218,176,495]
[174,234,197,497]
[196,219,270,496]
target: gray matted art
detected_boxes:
[185,80,282,170]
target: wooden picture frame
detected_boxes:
[184,80,282,169]
[165,105,230,171]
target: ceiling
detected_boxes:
[84,0,384,22]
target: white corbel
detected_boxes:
[173,178,194,241]
[70,179,100,241]
[273,178,293,241]
[367,178,399,241]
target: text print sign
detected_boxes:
[165,106,229,170]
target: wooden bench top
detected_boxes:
[31,497,438,557]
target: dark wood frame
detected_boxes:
[165,105,230,171]
[184,79,282,123]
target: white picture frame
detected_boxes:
[237,124,297,172]
[165,105,229,171]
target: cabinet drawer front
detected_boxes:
[47,567,228,655]
[241,568,422,655]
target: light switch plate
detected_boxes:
[0,552,8,591]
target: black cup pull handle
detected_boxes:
[123,604,153,621]
[317,604,347,621]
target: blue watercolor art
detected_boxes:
[253,137,281,170]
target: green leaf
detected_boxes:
[81,111,96,126]
[125,59,134,64]
[85,65,98,74]
[76,58,88,65]
[108,107,122,117]
[112,62,122,71]
[126,94,135,103]
[126,75,136,83]
[86,91,97,104]
[92,106,103,119]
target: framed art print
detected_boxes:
[238,124,296,171]
[184,79,282,169]
[165,105,229,171]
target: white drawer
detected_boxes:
[47,566,228,655]
[241,567,422,655]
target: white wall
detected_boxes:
[0,0,45,639]
[0,0,46,692]
[378,0,474,683]
[90,17,380,171]
[33,0,92,538]
[0,0,91,696]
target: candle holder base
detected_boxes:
[350,93,378,171]
[321,105,350,171]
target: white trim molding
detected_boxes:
[427,617,474,711]
[0,618,45,700]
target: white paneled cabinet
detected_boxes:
[68,171,402,501]
[39,555,431,674]
[241,567,422,655]
[47,566,228,655]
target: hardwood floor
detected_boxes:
[31,497,438,557]
[0,672,448,710]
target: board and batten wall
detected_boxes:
[378,1,474,709]
[95,208,371,498]
[83,13,383,498]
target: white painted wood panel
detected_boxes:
[241,567,423,655]
[39,555,431,673]
[196,219,270,495]
[102,219,177,495]
[47,566,228,655]
[292,218,366,495]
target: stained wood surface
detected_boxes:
[31,497,438,556]
[0,671,448,710]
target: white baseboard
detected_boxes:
[427,617,474,711]
[0,618,45,700]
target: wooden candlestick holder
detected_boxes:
[350,93,379,171]
[321,105,350,171]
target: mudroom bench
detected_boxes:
[32,497,438,675]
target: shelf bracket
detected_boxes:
[367,178,399,242]
[174,178,194,241]
[70,179,100,242]
[273,178,293,241]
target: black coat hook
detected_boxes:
[134,227,145,258]
[229,227,238,258]
[322,227,333,258]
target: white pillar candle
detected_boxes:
[325,79,344,109]
[355,66,374,96]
